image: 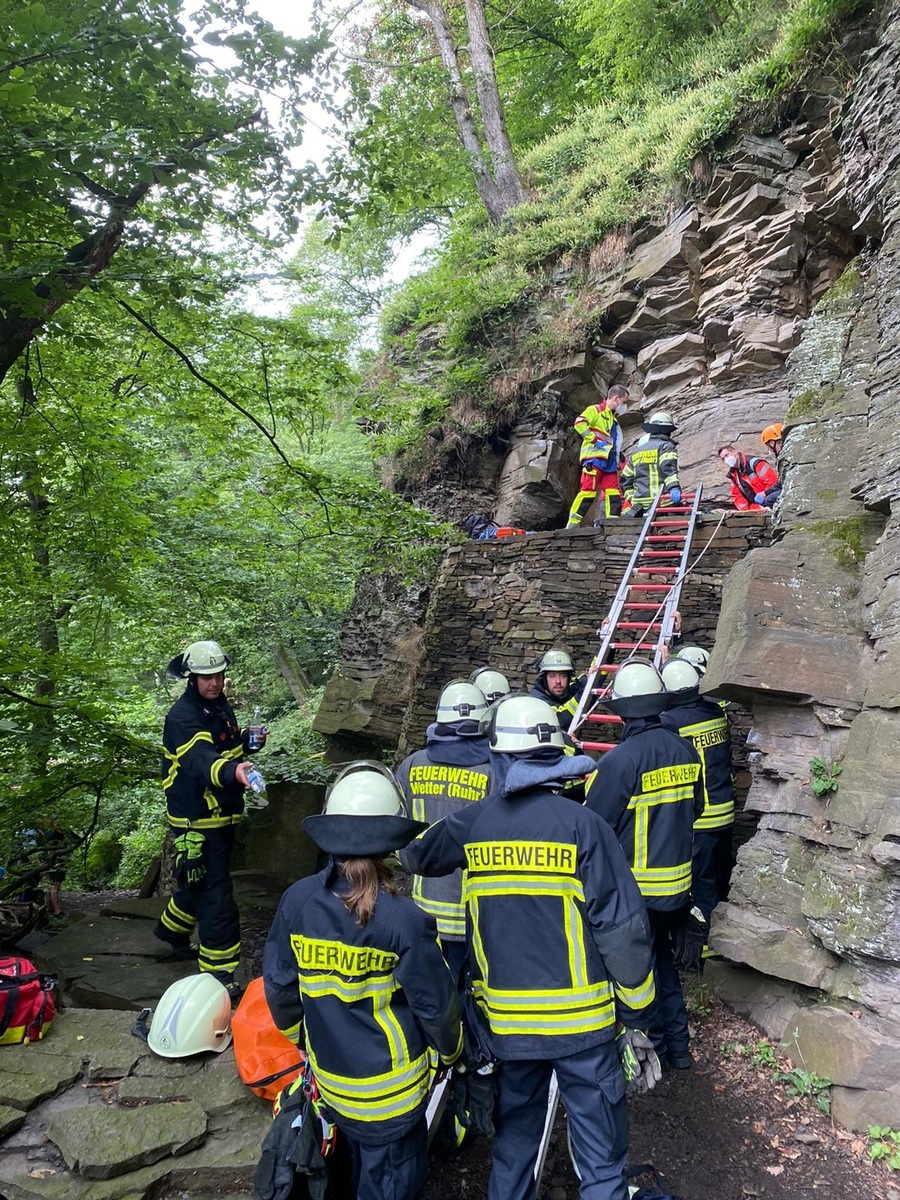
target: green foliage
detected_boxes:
[251,697,331,786]
[777,1066,832,1113]
[750,1038,778,1069]
[114,806,169,889]
[868,1127,900,1170]
[809,757,842,796]
[683,975,713,1019]
[83,828,123,887]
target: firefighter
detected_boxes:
[566,384,629,527]
[528,648,586,733]
[718,444,781,510]
[761,422,784,459]
[584,661,702,1070]
[156,640,261,996]
[661,655,735,924]
[405,694,659,1200]
[621,411,682,517]
[396,680,496,984]
[263,762,463,1200]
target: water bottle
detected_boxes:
[245,766,269,809]
[247,706,265,751]
[246,767,267,794]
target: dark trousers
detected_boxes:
[160,826,241,981]
[488,1041,628,1200]
[342,1115,427,1200]
[692,827,734,923]
[647,907,689,1057]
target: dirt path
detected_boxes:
[426,991,897,1200]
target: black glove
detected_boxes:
[173,830,206,887]
[450,1062,497,1138]
[616,1027,662,1095]
[627,506,644,518]
[672,904,708,971]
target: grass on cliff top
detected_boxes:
[377,0,869,423]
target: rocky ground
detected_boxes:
[5,892,897,1200]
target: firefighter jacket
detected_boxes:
[529,674,588,733]
[585,718,703,911]
[161,684,246,829]
[405,752,656,1061]
[263,864,463,1144]
[621,434,680,508]
[725,453,780,510]
[396,724,496,942]
[574,402,622,469]
[661,691,735,832]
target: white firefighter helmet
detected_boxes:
[148,974,233,1058]
[324,761,404,818]
[304,761,426,858]
[469,667,511,705]
[642,410,676,435]
[486,694,566,754]
[675,646,710,676]
[435,680,488,724]
[661,657,703,693]
[603,659,670,717]
[168,640,230,678]
[537,649,574,674]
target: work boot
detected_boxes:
[668,1049,693,1070]
[153,921,198,961]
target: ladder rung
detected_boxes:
[585,713,623,723]
[610,642,653,650]
[651,520,690,527]
[634,566,678,574]
[645,535,684,542]
[640,550,681,557]
[627,584,671,591]
[623,603,665,609]
[617,621,663,629]
[580,741,618,752]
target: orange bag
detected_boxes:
[232,977,305,1101]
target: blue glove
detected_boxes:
[668,487,682,504]
[754,492,766,505]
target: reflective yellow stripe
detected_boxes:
[301,974,395,1004]
[167,814,241,829]
[162,732,215,791]
[279,1020,302,1042]
[411,890,466,938]
[632,862,692,897]
[694,801,735,830]
[474,981,615,1037]
[614,969,656,1010]
[308,1048,430,1121]
[200,942,241,961]
[210,744,243,788]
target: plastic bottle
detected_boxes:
[245,766,269,809]
[247,706,265,751]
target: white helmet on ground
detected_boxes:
[537,649,574,674]
[602,659,670,718]
[675,646,710,676]
[304,761,426,858]
[168,639,231,678]
[661,658,703,693]
[469,667,511,705]
[435,680,488,724]
[486,695,566,754]
[149,974,233,1058]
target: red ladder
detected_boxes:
[569,484,704,752]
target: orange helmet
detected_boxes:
[761,422,783,447]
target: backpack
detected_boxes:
[233,977,306,1101]
[0,956,57,1045]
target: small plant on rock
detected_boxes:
[809,756,842,796]
[868,1126,900,1170]
[750,1038,777,1069]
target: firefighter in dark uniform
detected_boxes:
[156,640,259,994]
[263,762,463,1200]
[621,410,682,517]
[528,648,587,733]
[396,680,496,986]
[585,661,702,1070]
[406,694,660,1200]
[661,655,735,923]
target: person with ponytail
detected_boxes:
[263,762,463,1200]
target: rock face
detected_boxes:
[700,0,900,1132]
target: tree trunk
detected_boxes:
[272,638,310,708]
[408,0,507,223]
[463,0,524,212]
